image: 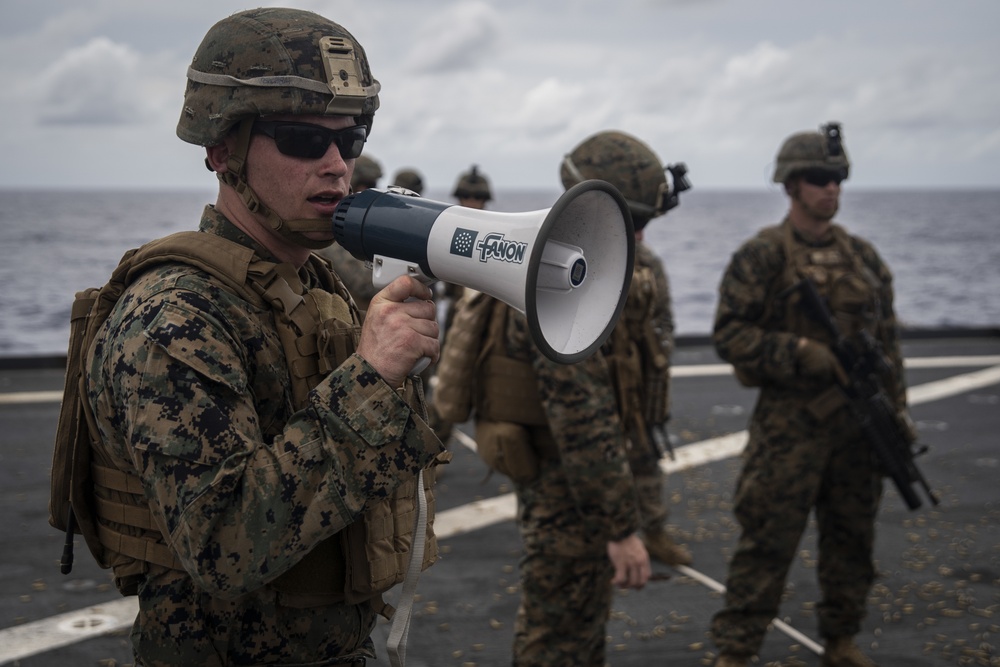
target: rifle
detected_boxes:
[789,278,940,510]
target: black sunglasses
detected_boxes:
[252,121,367,160]
[800,168,845,187]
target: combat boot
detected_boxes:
[713,653,749,667]
[821,636,878,667]
[643,530,693,566]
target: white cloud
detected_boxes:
[38,37,147,125]
[404,2,502,74]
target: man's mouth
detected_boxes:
[309,195,340,205]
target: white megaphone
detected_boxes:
[332,179,634,365]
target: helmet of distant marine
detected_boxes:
[772,122,850,184]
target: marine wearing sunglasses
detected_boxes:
[252,120,367,160]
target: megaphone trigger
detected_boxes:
[332,180,633,367]
[371,255,432,290]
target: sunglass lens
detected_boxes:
[802,169,844,187]
[272,125,366,160]
[337,128,366,159]
[274,125,328,159]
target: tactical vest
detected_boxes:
[768,220,882,343]
[733,219,885,397]
[433,292,640,465]
[52,231,438,608]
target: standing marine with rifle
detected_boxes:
[710,122,925,667]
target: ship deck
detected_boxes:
[1,332,998,666]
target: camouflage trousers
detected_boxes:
[627,441,669,535]
[513,462,615,666]
[711,394,883,656]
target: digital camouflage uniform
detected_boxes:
[432,291,640,666]
[87,209,444,665]
[499,306,640,667]
[559,131,692,565]
[621,241,674,536]
[710,217,904,657]
[74,9,449,665]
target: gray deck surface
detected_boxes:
[1,335,997,666]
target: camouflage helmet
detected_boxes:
[351,155,383,190]
[176,7,380,147]
[772,122,850,184]
[451,165,492,201]
[391,168,425,194]
[560,130,678,229]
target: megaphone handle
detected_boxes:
[370,256,434,376]
[405,296,432,377]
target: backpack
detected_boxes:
[49,265,131,574]
[48,233,261,579]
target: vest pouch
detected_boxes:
[271,537,348,608]
[475,420,539,483]
[315,317,361,375]
[339,473,439,608]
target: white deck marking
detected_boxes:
[0,599,139,662]
[1,358,997,661]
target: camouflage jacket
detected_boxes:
[496,305,640,545]
[713,218,905,407]
[86,207,444,664]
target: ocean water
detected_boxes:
[1,187,998,358]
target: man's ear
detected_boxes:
[205,142,231,174]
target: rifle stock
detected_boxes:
[790,279,939,510]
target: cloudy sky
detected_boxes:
[1,0,997,193]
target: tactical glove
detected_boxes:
[794,338,848,385]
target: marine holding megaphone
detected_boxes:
[69,8,448,665]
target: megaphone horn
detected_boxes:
[332,179,635,364]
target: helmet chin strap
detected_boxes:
[218,119,337,251]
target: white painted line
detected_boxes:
[435,493,517,539]
[0,598,138,662]
[0,389,63,404]
[674,564,825,655]
[907,364,1000,405]
[905,355,1000,369]
[451,429,478,453]
[671,364,733,377]
[660,431,748,475]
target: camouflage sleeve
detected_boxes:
[507,310,640,542]
[97,276,442,599]
[646,246,675,357]
[638,243,674,422]
[854,237,907,408]
[712,235,800,384]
